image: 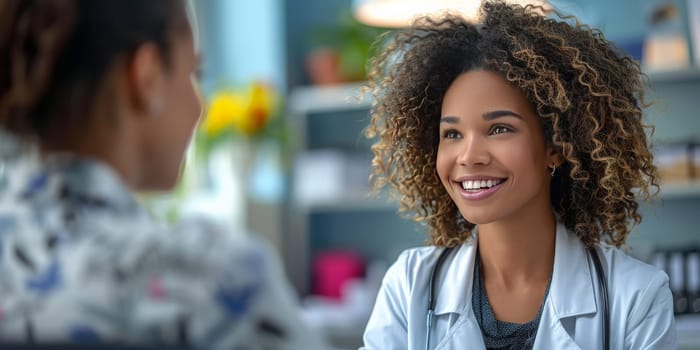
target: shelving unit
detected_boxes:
[628,70,700,348]
[299,197,397,213]
[677,314,700,350]
[659,181,700,199]
[288,82,370,115]
[283,82,424,296]
[647,68,700,84]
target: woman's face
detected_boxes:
[140,17,202,191]
[436,70,557,225]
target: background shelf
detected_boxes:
[677,314,700,350]
[288,82,370,115]
[647,68,700,84]
[659,181,700,199]
[297,196,397,213]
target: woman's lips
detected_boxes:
[455,177,507,200]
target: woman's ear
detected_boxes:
[125,43,165,117]
[546,145,563,168]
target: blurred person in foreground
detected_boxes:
[0,1,323,349]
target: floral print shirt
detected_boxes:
[0,138,321,349]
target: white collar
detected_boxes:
[433,222,597,319]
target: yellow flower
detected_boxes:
[202,91,246,136]
[202,81,279,138]
[243,82,277,135]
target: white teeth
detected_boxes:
[461,179,503,190]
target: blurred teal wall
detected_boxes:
[550,0,646,40]
[194,0,286,95]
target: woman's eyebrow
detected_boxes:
[440,110,523,123]
[440,116,459,124]
[483,110,523,120]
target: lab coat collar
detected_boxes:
[433,222,597,320]
[433,236,477,316]
[549,222,597,318]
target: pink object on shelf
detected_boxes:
[312,250,365,300]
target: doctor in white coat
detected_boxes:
[359,2,677,349]
[362,223,676,349]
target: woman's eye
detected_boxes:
[443,130,461,139]
[490,125,511,135]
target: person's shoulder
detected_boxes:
[89,214,272,289]
[387,243,473,285]
[170,216,265,252]
[601,245,667,281]
[600,245,670,300]
[379,246,434,285]
[600,245,675,342]
[397,245,439,262]
[399,242,470,264]
[392,245,442,273]
[163,216,273,273]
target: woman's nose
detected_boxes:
[457,134,490,167]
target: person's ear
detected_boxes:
[546,145,563,172]
[126,43,165,117]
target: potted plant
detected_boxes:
[306,9,387,85]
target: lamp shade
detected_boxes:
[353,0,549,27]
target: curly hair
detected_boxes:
[365,0,659,248]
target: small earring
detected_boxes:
[550,165,556,177]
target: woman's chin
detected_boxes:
[137,173,180,193]
[459,211,498,227]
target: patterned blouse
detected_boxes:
[0,135,322,349]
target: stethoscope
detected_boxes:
[426,245,609,350]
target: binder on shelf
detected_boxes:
[654,247,700,315]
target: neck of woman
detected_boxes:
[476,209,557,290]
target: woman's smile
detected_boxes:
[454,176,507,200]
[437,70,555,224]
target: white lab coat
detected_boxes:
[361,223,677,349]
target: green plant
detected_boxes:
[309,9,388,81]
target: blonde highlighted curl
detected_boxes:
[365,0,659,248]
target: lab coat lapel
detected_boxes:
[432,236,486,349]
[434,314,487,349]
[535,305,584,349]
[432,237,477,316]
[533,223,596,349]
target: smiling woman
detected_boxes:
[437,70,558,226]
[360,1,676,349]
